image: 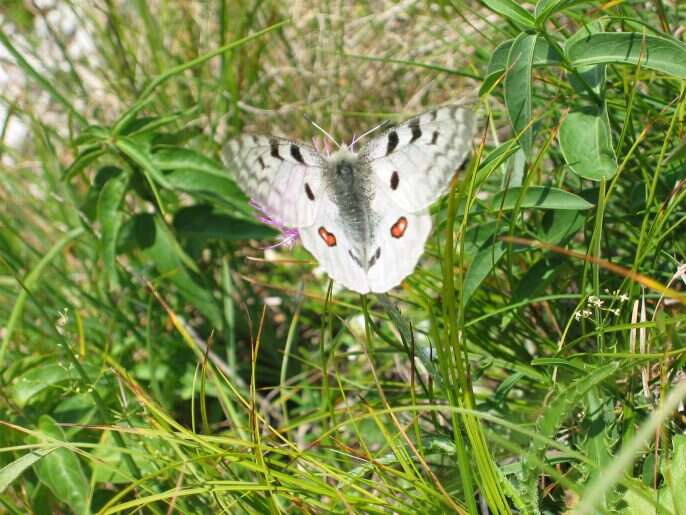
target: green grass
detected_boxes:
[1,1,686,513]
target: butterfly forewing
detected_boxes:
[362,105,475,213]
[222,136,324,228]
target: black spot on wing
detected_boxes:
[386,130,399,155]
[305,182,315,201]
[348,250,363,268]
[430,131,439,145]
[270,139,283,160]
[257,156,266,169]
[390,170,399,190]
[368,247,381,268]
[290,144,305,164]
[409,119,422,143]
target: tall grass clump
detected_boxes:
[1,1,686,513]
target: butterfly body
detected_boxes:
[322,148,379,270]
[222,105,475,294]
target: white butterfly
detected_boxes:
[222,105,476,294]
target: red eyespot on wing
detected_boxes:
[318,227,337,247]
[390,216,408,238]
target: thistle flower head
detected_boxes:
[249,200,299,250]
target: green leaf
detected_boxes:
[62,146,106,180]
[11,360,100,407]
[621,483,671,515]
[30,415,91,515]
[481,37,562,96]
[150,147,226,176]
[490,186,594,211]
[143,214,223,328]
[97,170,129,288]
[92,431,157,484]
[512,256,561,301]
[481,0,535,29]
[117,212,156,253]
[505,33,538,155]
[463,242,506,302]
[115,136,171,188]
[559,107,617,180]
[566,31,686,79]
[0,448,56,494]
[475,139,521,184]
[173,205,274,241]
[534,0,578,24]
[539,208,585,244]
[165,169,245,200]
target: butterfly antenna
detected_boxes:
[350,120,391,148]
[303,114,340,149]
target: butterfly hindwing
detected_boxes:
[299,189,432,294]
[299,195,370,293]
[222,136,323,228]
[362,105,475,213]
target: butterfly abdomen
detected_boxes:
[324,150,377,267]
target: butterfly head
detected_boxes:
[327,147,359,179]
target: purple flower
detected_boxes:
[249,200,300,250]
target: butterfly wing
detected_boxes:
[365,205,432,293]
[361,105,476,213]
[300,188,432,294]
[299,194,371,294]
[222,136,324,228]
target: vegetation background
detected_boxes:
[1,1,686,513]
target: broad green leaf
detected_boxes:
[11,361,100,407]
[63,145,106,180]
[536,363,619,440]
[143,215,223,328]
[512,257,561,301]
[463,221,499,258]
[30,415,91,515]
[150,147,226,176]
[567,21,607,97]
[173,205,274,241]
[539,208,585,244]
[559,107,617,180]
[92,431,157,484]
[481,0,535,29]
[97,170,129,288]
[505,33,538,155]
[463,242,506,302]
[490,186,594,211]
[566,31,686,79]
[115,136,171,188]
[481,38,562,96]
[165,169,246,202]
[152,125,203,147]
[534,0,579,24]
[622,483,672,515]
[112,96,155,135]
[0,448,56,494]
[116,212,156,253]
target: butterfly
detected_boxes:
[222,105,476,294]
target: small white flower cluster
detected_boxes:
[574,291,629,320]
